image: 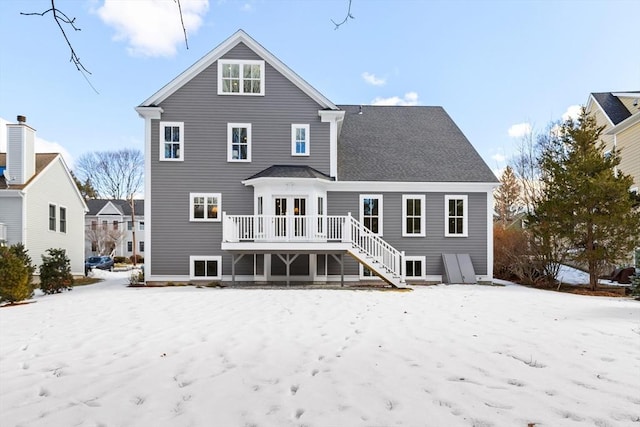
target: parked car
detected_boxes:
[85,256,115,274]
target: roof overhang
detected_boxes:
[606,111,640,135]
[138,30,338,111]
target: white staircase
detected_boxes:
[345,215,408,289]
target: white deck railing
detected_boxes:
[223,214,348,242]
[223,213,404,283]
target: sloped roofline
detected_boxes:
[25,154,88,212]
[606,109,640,135]
[587,93,614,126]
[138,29,338,110]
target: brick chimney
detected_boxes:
[6,115,36,185]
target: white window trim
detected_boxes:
[59,205,67,234]
[402,194,426,237]
[405,255,426,279]
[359,194,383,236]
[217,59,265,96]
[159,121,184,161]
[48,203,57,232]
[189,255,222,280]
[444,195,468,237]
[189,193,222,222]
[227,123,252,162]
[291,124,310,156]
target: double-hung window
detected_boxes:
[190,193,221,222]
[160,122,184,161]
[445,195,468,237]
[291,124,310,156]
[402,195,425,237]
[228,123,251,162]
[218,60,265,95]
[59,207,67,233]
[49,204,56,231]
[360,194,383,235]
[127,241,133,252]
[190,255,222,280]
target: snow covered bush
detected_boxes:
[39,248,73,294]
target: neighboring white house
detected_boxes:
[84,199,145,260]
[0,115,88,277]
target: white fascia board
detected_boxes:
[327,181,498,193]
[138,30,338,110]
[611,92,640,98]
[135,106,163,119]
[605,111,640,135]
[97,201,123,216]
[0,189,23,197]
[241,176,333,188]
[22,155,88,212]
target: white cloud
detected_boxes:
[97,0,209,57]
[562,104,581,121]
[0,118,74,169]
[35,137,75,169]
[371,92,419,106]
[507,122,532,138]
[362,72,386,86]
[491,153,506,163]
[240,3,254,12]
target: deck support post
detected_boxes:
[231,253,246,286]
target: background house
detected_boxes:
[586,91,640,191]
[586,91,640,268]
[136,30,498,287]
[84,199,145,260]
[0,116,88,277]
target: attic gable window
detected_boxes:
[218,60,265,96]
[160,122,184,161]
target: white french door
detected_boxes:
[274,196,307,238]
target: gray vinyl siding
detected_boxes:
[327,191,488,276]
[150,43,330,276]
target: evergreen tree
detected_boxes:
[494,165,521,226]
[70,170,98,200]
[0,246,33,303]
[40,248,74,294]
[10,243,35,285]
[529,108,640,290]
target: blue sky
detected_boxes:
[1,0,638,176]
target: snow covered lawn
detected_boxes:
[1,272,638,427]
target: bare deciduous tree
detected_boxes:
[21,0,189,89]
[332,0,355,29]
[75,149,143,200]
[86,224,126,257]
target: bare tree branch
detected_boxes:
[175,0,189,50]
[21,0,98,93]
[332,0,355,30]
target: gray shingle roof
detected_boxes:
[86,199,145,216]
[246,165,333,181]
[336,105,498,183]
[591,92,636,125]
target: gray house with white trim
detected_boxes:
[136,30,498,287]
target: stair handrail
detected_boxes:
[346,213,405,283]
